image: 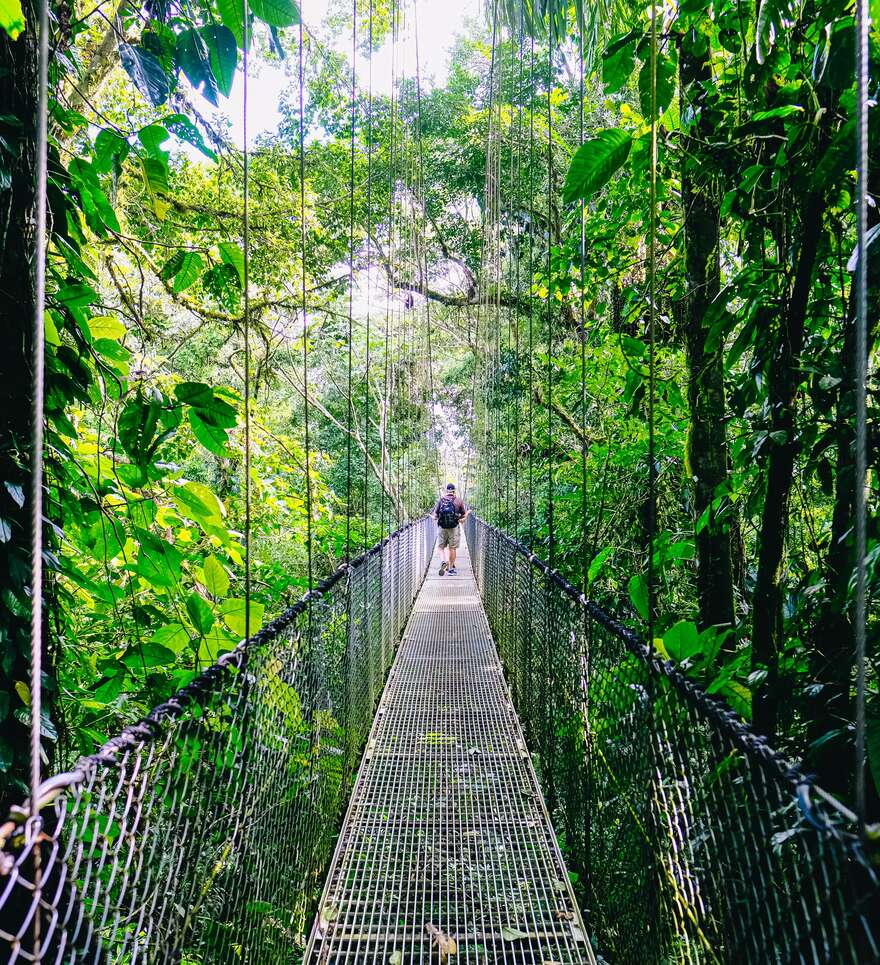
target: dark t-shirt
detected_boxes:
[434,496,466,526]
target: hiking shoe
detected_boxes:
[447,567,457,575]
[439,561,448,576]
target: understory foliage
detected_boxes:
[0,0,877,830]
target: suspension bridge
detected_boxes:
[0,515,877,962]
[0,0,877,953]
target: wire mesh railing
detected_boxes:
[0,516,434,964]
[465,515,880,965]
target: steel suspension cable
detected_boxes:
[29,0,51,957]
[578,12,588,593]
[413,0,441,496]
[545,19,555,568]
[647,0,658,649]
[345,0,358,560]
[363,0,373,551]
[853,0,870,831]
[527,31,536,546]
[241,0,252,643]
[298,10,314,593]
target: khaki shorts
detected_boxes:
[437,525,461,549]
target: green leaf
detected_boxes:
[199,626,239,664]
[118,394,164,466]
[122,642,176,669]
[218,241,246,285]
[149,623,191,652]
[756,0,802,65]
[138,123,171,160]
[203,554,231,597]
[500,926,530,941]
[217,0,245,47]
[172,481,225,526]
[165,114,217,161]
[602,29,638,93]
[186,592,215,635]
[160,251,203,291]
[118,43,170,107]
[189,411,230,455]
[173,252,204,292]
[751,104,804,122]
[563,129,632,205]
[638,49,677,119]
[628,574,649,622]
[175,382,238,426]
[136,532,183,589]
[87,315,126,341]
[0,0,24,39]
[587,546,614,584]
[203,25,238,98]
[177,29,220,106]
[249,0,300,28]
[93,129,130,173]
[221,598,265,638]
[662,621,700,662]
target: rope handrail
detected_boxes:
[0,516,434,964]
[465,514,880,964]
[472,514,818,796]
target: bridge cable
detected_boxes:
[853,0,869,831]
[546,16,555,569]
[29,0,51,956]
[646,0,659,654]
[527,30,536,546]
[345,0,358,560]
[298,7,314,593]
[363,0,374,550]
[577,8,588,595]
[512,6,525,541]
[241,0,253,645]
[413,0,441,496]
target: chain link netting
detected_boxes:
[466,515,880,965]
[0,517,434,965]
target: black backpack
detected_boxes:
[437,496,459,529]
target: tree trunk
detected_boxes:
[752,194,823,740]
[680,45,736,637]
[0,0,41,811]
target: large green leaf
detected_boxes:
[602,29,638,94]
[218,241,245,285]
[217,0,245,47]
[221,598,265,638]
[0,0,24,39]
[628,573,649,622]
[638,48,677,119]
[203,25,238,97]
[177,29,219,106]
[189,411,230,455]
[756,0,802,64]
[562,129,632,205]
[118,43,170,107]
[249,0,299,28]
[172,480,225,526]
[165,114,217,161]
[160,250,203,292]
[203,554,230,598]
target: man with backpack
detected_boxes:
[433,483,468,575]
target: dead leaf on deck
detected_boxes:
[425,923,457,961]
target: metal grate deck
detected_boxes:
[305,537,596,964]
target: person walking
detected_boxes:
[433,483,468,575]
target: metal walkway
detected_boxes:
[305,537,596,964]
